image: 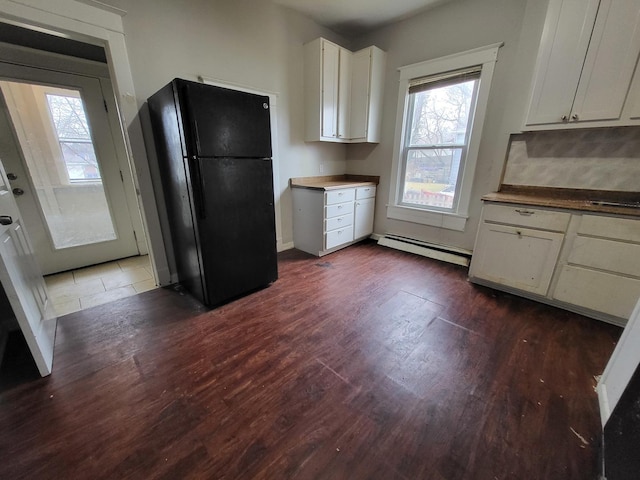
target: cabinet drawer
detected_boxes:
[553,265,640,320]
[568,236,640,277]
[326,188,355,205]
[577,215,640,242]
[356,185,376,199]
[325,226,354,250]
[325,213,353,232]
[483,204,570,232]
[325,201,354,219]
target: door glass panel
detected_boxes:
[0,81,117,249]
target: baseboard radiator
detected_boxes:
[376,234,471,267]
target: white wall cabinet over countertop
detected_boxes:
[292,185,376,256]
[469,202,640,326]
[524,0,640,129]
[304,38,386,143]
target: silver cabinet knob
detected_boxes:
[12,188,24,196]
[7,173,17,181]
[572,114,579,120]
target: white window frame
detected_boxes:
[387,43,502,231]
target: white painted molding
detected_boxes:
[0,0,172,286]
[597,297,640,426]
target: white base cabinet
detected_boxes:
[552,215,640,320]
[470,202,640,326]
[292,185,376,256]
[469,204,569,296]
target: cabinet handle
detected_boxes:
[515,209,535,216]
[561,115,568,121]
[516,230,522,236]
[572,114,579,121]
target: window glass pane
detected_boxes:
[59,142,101,181]
[46,93,101,181]
[401,148,463,210]
[408,79,477,146]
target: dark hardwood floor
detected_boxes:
[0,241,621,479]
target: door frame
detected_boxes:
[0,49,145,273]
[0,0,170,284]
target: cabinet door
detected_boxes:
[572,0,640,122]
[349,48,371,140]
[525,0,600,126]
[354,197,375,239]
[337,48,352,140]
[469,223,565,295]
[321,40,339,139]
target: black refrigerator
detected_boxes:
[147,79,278,306]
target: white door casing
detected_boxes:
[0,159,56,376]
[0,64,139,274]
[0,0,172,285]
[598,297,640,426]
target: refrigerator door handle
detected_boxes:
[191,156,206,219]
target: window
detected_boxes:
[46,93,101,182]
[401,69,479,211]
[388,43,501,231]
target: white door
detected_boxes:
[598,297,640,426]
[0,64,139,275]
[0,159,56,376]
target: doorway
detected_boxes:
[0,64,142,275]
[0,42,156,322]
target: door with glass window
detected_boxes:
[0,64,139,274]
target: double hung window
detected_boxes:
[400,68,480,211]
[387,44,501,231]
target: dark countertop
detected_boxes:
[483,185,640,218]
[290,174,380,191]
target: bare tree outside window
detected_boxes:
[401,75,479,211]
[46,94,102,182]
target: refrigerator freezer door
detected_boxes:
[197,157,277,306]
[180,80,272,159]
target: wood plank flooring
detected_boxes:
[0,241,621,479]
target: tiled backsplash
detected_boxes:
[502,127,640,191]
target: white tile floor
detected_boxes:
[44,255,156,317]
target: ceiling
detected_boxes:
[273,0,451,35]
[77,0,451,36]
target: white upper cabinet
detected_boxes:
[304,38,386,143]
[524,0,640,129]
[320,40,340,139]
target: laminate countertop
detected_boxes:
[483,185,640,218]
[290,174,380,191]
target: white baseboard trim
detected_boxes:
[278,240,295,252]
[377,234,471,267]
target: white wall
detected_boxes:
[347,0,548,251]
[117,0,350,258]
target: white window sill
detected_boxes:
[386,204,468,231]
